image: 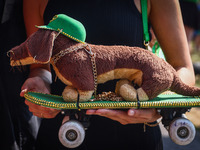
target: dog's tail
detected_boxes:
[170,74,200,96]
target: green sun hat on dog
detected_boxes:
[36,14,86,43]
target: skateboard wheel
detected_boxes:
[169,118,195,145]
[58,120,85,148]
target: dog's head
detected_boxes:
[8,29,71,66]
[9,14,87,66]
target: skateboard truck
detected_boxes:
[59,109,91,148]
[59,93,91,148]
[159,108,196,145]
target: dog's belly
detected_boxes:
[52,63,143,89]
[97,68,143,86]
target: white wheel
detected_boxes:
[58,120,85,148]
[169,118,196,145]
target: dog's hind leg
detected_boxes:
[115,79,137,101]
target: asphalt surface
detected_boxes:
[160,124,200,150]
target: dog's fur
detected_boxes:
[9,29,200,102]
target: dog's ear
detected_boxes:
[27,29,57,63]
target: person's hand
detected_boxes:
[20,68,60,118]
[86,108,161,125]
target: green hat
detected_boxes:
[36,14,86,43]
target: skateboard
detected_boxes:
[24,91,200,148]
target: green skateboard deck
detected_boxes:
[24,91,200,110]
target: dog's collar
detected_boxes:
[51,44,88,64]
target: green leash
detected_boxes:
[141,0,166,60]
[141,0,150,48]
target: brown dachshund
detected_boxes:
[8,29,200,102]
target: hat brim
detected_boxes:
[35,25,85,43]
[36,25,54,30]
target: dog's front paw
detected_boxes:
[62,86,94,102]
[62,86,78,102]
